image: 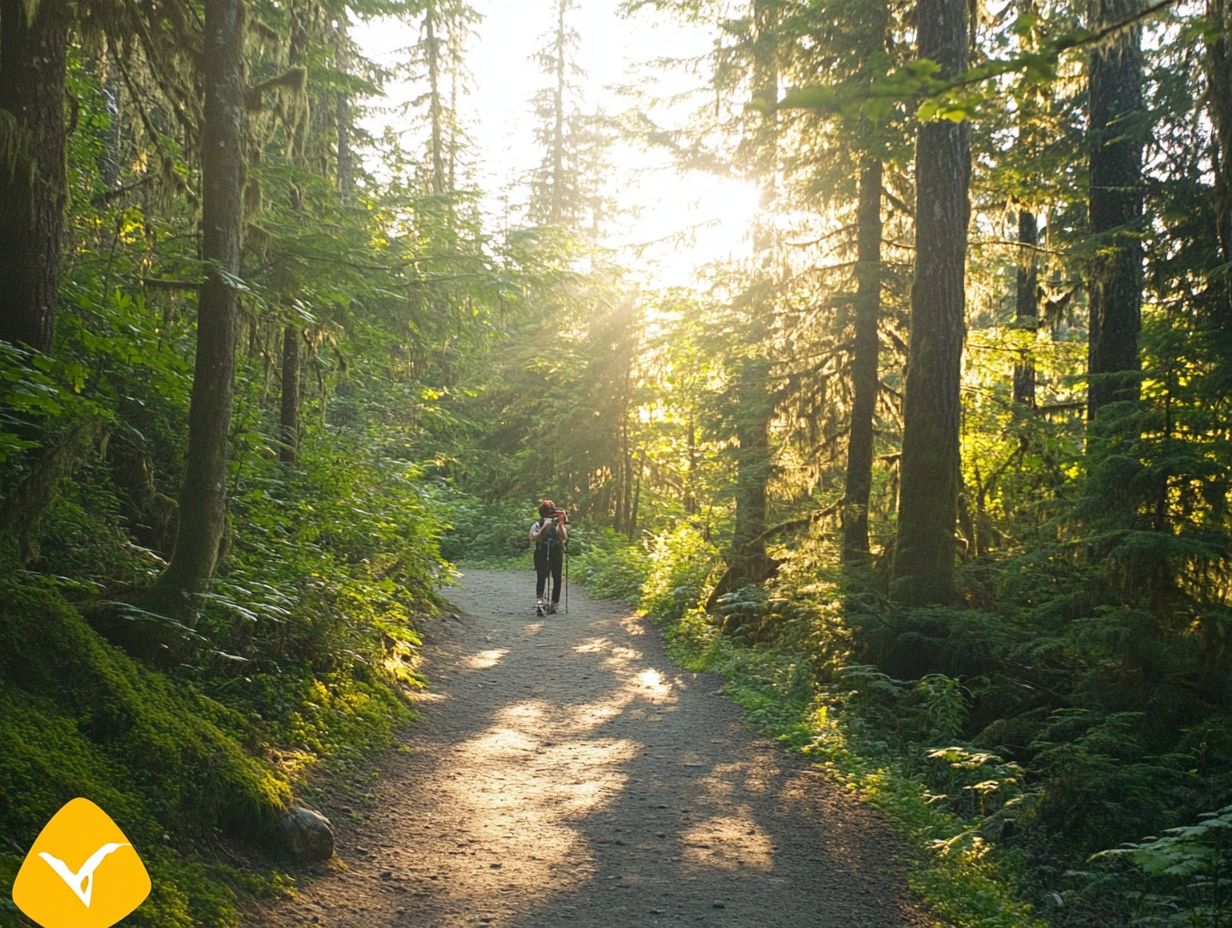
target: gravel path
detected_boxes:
[252,569,933,928]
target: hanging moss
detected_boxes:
[246,14,281,50]
[0,110,37,198]
[245,65,308,114]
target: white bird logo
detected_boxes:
[38,843,129,908]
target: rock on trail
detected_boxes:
[250,569,931,928]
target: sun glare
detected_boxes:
[612,168,763,289]
[354,1,761,292]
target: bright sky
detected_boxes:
[353,0,761,289]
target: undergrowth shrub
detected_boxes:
[1092,803,1232,927]
[571,528,649,601]
[437,492,535,565]
[639,522,721,622]
[0,334,441,926]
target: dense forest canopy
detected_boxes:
[3,0,1232,925]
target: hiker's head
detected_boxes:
[538,499,555,519]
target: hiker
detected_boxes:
[530,499,568,615]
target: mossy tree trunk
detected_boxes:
[1086,0,1144,420]
[730,356,776,583]
[0,0,70,354]
[890,0,970,605]
[154,0,246,606]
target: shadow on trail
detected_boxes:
[406,571,925,928]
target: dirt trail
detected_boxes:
[252,570,932,928]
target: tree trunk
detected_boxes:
[842,156,882,564]
[1206,0,1232,391]
[449,52,459,193]
[278,1,308,467]
[424,0,446,197]
[891,0,970,605]
[0,0,69,353]
[550,0,568,224]
[1209,0,1232,284]
[730,358,774,581]
[1013,208,1039,406]
[279,325,300,465]
[684,413,698,516]
[154,0,246,604]
[721,0,779,595]
[101,58,122,191]
[629,451,644,537]
[1086,0,1144,420]
[336,28,354,202]
[1012,0,1042,408]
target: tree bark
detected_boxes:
[154,0,246,604]
[336,27,354,202]
[842,157,882,563]
[684,413,698,516]
[1086,0,1144,420]
[550,0,568,224]
[730,357,775,582]
[279,325,300,465]
[891,0,970,605]
[0,0,70,353]
[424,0,446,197]
[1013,208,1039,406]
[1012,0,1042,408]
[278,0,309,467]
[1205,0,1232,332]
[722,0,779,593]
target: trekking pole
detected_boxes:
[564,542,569,614]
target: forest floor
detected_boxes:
[249,569,933,928]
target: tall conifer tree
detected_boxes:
[891,0,970,604]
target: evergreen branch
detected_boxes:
[971,237,1070,256]
[92,173,156,207]
[780,0,1181,116]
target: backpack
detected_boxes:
[536,512,567,550]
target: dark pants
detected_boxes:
[535,544,563,603]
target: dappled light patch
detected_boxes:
[572,635,612,653]
[602,645,644,674]
[681,812,775,871]
[566,700,627,731]
[634,667,673,699]
[620,615,647,637]
[459,647,510,670]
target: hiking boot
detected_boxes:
[535,599,545,617]
[546,602,557,615]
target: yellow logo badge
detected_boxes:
[11,798,151,928]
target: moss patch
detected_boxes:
[0,580,291,927]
